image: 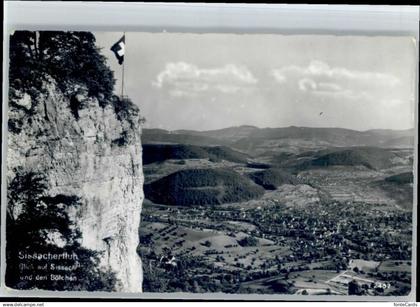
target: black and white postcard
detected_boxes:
[2,29,417,299]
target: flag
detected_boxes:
[110,35,125,65]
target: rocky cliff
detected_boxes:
[7,77,144,292]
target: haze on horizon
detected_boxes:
[95,32,416,131]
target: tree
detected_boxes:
[269,280,292,293]
[202,240,212,247]
[8,31,44,95]
[8,31,123,134]
[9,31,115,102]
[348,280,362,295]
[6,170,117,291]
[238,236,258,247]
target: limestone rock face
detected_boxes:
[7,78,144,292]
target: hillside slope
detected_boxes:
[249,169,299,190]
[144,169,264,206]
[284,147,396,171]
[142,144,248,165]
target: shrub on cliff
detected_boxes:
[9,31,115,104]
[9,31,144,136]
[6,169,117,291]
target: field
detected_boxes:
[378,260,412,273]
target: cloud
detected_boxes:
[271,69,286,83]
[271,60,401,99]
[298,79,344,94]
[153,62,257,97]
[317,82,342,92]
[273,60,400,85]
[298,78,317,92]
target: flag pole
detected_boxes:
[121,31,126,99]
[121,59,124,98]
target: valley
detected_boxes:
[138,126,414,296]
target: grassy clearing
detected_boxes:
[378,260,411,273]
[348,259,381,271]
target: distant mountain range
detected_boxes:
[142,125,414,149]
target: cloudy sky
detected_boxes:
[95,32,416,131]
